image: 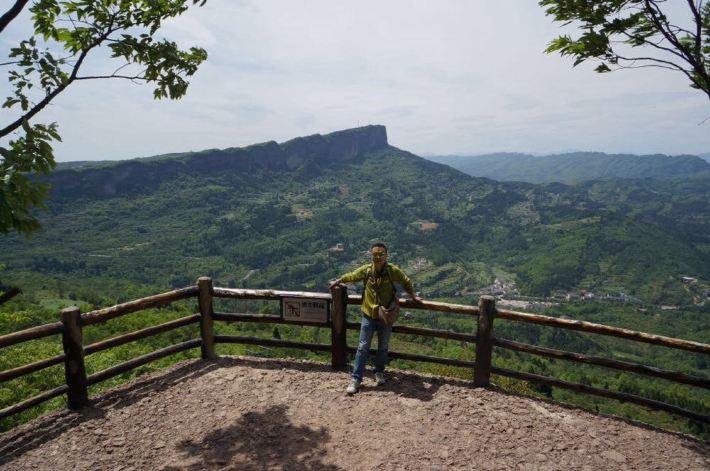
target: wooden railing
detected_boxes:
[1,277,708,426]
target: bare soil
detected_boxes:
[1,356,707,470]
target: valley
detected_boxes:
[1,125,708,437]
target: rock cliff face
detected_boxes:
[47,125,389,200]
[280,124,388,167]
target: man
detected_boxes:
[330,242,422,394]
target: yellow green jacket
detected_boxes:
[340,263,414,318]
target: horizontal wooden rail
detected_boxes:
[345,347,476,369]
[345,321,477,343]
[87,339,201,386]
[389,351,475,368]
[493,338,710,389]
[213,312,330,328]
[81,286,199,327]
[215,335,331,352]
[0,322,64,349]
[491,366,710,424]
[213,287,332,301]
[0,384,69,421]
[84,314,200,356]
[495,308,710,355]
[0,354,66,384]
[346,294,480,316]
[2,281,707,429]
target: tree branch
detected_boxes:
[643,0,710,99]
[614,53,708,100]
[0,0,29,34]
[75,74,146,82]
[615,54,696,80]
[619,30,688,61]
[644,0,693,63]
[667,24,696,38]
[616,63,685,72]
[686,0,702,58]
[110,61,134,76]
[56,16,95,28]
[76,62,147,82]
[0,22,119,138]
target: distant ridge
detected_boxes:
[426,152,710,184]
[49,125,388,198]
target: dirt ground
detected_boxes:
[1,356,708,470]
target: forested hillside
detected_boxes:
[427,152,710,184]
[1,125,708,437]
[3,126,710,303]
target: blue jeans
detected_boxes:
[352,314,392,381]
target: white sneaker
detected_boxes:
[346,379,361,394]
[375,372,386,386]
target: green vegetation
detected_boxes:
[2,292,707,438]
[4,140,710,300]
[1,0,208,235]
[1,126,708,437]
[540,0,710,102]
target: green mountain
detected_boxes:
[426,152,710,184]
[2,125,709,438]
[2,125,709,305]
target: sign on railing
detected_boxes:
[1,276,708,428]
[282,298,329,324]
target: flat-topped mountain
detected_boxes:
[50,125,389,199]
[5,126,710,306]
[426,152,710,184]
[2,126,709,442]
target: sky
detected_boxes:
[2,1,709,162]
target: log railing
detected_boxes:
[1,278,708,426]
[0,285,202,421]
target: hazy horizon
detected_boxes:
[2,1,709,162]
[57,143,709,165]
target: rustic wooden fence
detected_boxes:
[1,277,708,425]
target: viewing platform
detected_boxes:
[1,278,708,469]
[1,356,708,470]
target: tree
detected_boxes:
[540,0,710,101]
[1,0,208,235]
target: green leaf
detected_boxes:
[540,0,710,99]
[0,0,210,235]
[2,98,21,109]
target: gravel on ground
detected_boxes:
[1,356,707,470]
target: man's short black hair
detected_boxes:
[371,242,388,252]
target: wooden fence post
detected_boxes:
[60,306,88,409]
[474,296,496,387]
[330,285,348,368]
[197,277,216,359]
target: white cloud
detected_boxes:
[1,0,708,161]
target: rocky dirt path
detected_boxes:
[1,356,707,470]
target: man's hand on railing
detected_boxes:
[329,278,343,289]
[407,292,423,304]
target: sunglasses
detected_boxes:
[371,253,387,259]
